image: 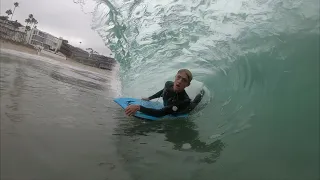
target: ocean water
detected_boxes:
[0,0,319,180]
[90,0,319,179]
[0,49,131,180]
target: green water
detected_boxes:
[92,0,319,179]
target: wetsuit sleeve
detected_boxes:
[179,89,205,114]
[147,81,173,100]
[140,98,191,117]
[148,89,163,100]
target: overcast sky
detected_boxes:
[1,0,112,56]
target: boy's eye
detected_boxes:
[176,75,188,83]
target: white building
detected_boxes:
[26,28,63,52]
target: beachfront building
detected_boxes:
[26,28,63,52]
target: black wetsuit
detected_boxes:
[139,81,202,117]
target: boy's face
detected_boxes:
[173,72,190,92]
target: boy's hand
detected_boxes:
[125,105,140,116]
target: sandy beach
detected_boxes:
[0,39,115,74]
[0,39,38,55]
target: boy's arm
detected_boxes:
[147,89,164,100]
[146,81,173,100]
[139,98,191,117]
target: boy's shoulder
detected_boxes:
[165,81,174,87]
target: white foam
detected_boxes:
[109,63,123,97]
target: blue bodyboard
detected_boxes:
[113,97,188,121]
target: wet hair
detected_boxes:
[178,69,193,83]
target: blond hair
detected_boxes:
[178,69,193,83]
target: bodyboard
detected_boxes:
[113,97,188,121]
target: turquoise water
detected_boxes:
[91,0,319,179]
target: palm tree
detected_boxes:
[5,9,13,17]
[25,14,37,27]
[25,14,39,42]
[31,18,38,29]
[24,17,31,33]
[26,26,31,33]
[86,48,93,52]
[29,18,38,41]
[86,48,93,57]
[25,18,31,25]
[25,26,31,32]
[11,2,19,20]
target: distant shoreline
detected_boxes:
[0,38,38,55]
[0,39,70,63]
[0,39,116,71]
[0,39,115,74]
